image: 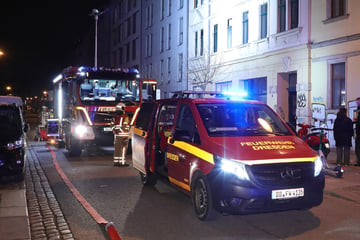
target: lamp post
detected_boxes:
[90,9,103,68]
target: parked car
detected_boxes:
[132,91,325,220]
[0,97,28,180]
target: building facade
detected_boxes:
[94,0,359,138]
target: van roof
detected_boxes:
[0,95,23,107]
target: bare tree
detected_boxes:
[188,52,224,91]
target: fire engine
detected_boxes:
[52,66,156,156]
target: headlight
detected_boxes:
[74,125,87,136]
[314,155,323,177]
[216,155,250,181]
[73,125,95,139]
[7,139,23,150]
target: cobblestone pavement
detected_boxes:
[26,143,75,240]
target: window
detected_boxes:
[179,17,183,45]
[330,0,346,18]
[278,0,299,32]
[239,77,267,103]
[180,0,184,9]
[119,47,123,65]
[169,0,172,16]
[200,29,204,56]
[195,31,198,56]
[132,12,137,34]
[243,11,249,44]
[175,104,200,145]
[146,34,152,57]
[126,43,130,62]
[213,24,218,53]
[126,17,131,36]
[168,24,172,50]
[178,53,183,82]
[290,0,299,29]
[216,81,232,92]
[279,0,286,32]
[161,0,165,20]
[260,3,268,39]
[132,39,137,60]
[167,57,171,76]
[160,59,164,82]
[160,27,164,52]
[227,18,232,48]
[331,62,346,108]
[146,4,153,28]
[194,0,198,8]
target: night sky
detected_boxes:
[0,1,107,97]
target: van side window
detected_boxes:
[174,104,200,145]
[157,104,176,151]
[135,102,156,130]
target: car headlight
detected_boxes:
[314,155,323,177]
[215,155,250,181]
[7,139,23,150]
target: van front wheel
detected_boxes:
[191,175,219,221]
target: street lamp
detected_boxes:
[89,9,104,68]
[0,50,4,56]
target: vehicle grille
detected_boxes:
[248,162,314,187]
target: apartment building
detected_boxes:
[97,0,359,133]
[141,0,189,98]
[188,0,310,127]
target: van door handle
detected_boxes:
[179,154,186,161]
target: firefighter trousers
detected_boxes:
[114,133,129,166]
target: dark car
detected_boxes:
[0,102,28,180]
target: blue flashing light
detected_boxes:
[222,91,248,99]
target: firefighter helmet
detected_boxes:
[116,103,126,114]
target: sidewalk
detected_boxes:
[0,180,30,240]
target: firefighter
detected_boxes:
[112,103,130,167]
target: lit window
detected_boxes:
[331,62,346,108]
[227,18,232,48]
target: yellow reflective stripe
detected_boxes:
[171,141,214,164]
[169,176,190,192]
[133,127,147,138]
[239,156,317,165]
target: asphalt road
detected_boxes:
[27,142,360,240]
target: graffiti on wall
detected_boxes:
[311,103,326,121]
[297,93,306,108]
[313,96,324,102]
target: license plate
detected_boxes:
[104,127,112,132]
[271,188,304,200]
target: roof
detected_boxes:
[0,95,23,107]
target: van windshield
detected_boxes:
[0,106,22,142]
[196,102,292,137]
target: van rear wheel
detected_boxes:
[140,172,157,186]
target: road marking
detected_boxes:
[47,145,108,223]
